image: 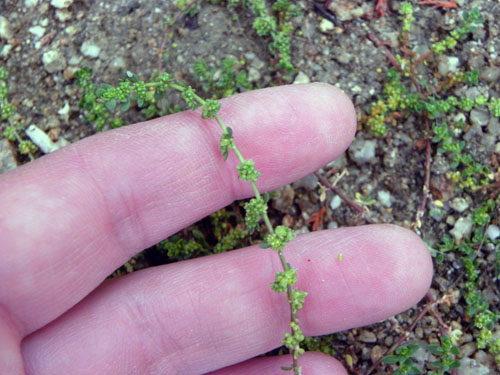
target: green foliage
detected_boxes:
[432,8,484,54]
[0,67,38,160]
[430,198,500,365]
[399,2,414,33]
[427,335,461,375]
[75,68,180,131]
[432,122,490,191]
[213,226,248,253]
[192,58,253,98]
[229,0,300,71]
[382,343,421,375]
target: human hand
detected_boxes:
[0,83,433,374]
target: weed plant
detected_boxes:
[76,67,307,373]
[0,67,38,160]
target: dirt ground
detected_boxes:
[1,0,499,374]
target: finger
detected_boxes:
[207,352,348,375]
[22,225,433,375]
[0,307,24,375]
[0,83,356,335]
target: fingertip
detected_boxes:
[208,351,347,375]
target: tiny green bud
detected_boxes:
[290,289,307,313]
[201,99,220,119]
[3,126,17,142]
[219,132,234,161]
[244,197,267,232]
[182,86,198,110]
[18,140,37,155]
[271,268,297,293]
[1,102,16,120]
[157,73,173,91]
[237,159,261,181]
[266,225,295,251]
[0,67,8,81]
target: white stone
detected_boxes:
[450,197,469,213]
[293,71,310,84]
[377,190,392,207]
[25,0,39,6]
[348,139,377,165]
[50,0,73,9]
[438,55,460,75]
[319,19,335,33]
[486,225,500,241]
[450,217,473,242]
[80,41,101,58]
[329,195,342,210]
[0,16,13,40]
[56,10,73,22]
[28,26,46,39]
[58,102,70,121]
[42,50,66,73]
[0,44,12,58]
[25,125,69,154]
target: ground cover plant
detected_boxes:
[1,0,500,374]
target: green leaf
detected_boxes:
[119,98,131,111]
[259,241,270,249]
[125,71,139,82]
[381,355,399,364]
[105,99,117,111]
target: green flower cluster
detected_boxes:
[182,86,198,110]
[244,197,267,232]
[237,159,261,181]
[266,225,295,251]
[219,128,235,161]
[271,268,297,293]
[283,321,305,360]
[0,67,38,159]
[201,99,220,119]
[432,8,484,54]
[290,289,307,314]
[399,2,414,33]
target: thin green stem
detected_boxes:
[169,80,303,373]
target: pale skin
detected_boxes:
[0,83,433,374]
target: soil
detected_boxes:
[1,0,499,374]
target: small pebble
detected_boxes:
[0,16,13,40]
[479,66,500,82]
[28,25,46,39]
[50,0,73,9]
[348,139,377,165]
[293,71,310,84]
[0,139,18,174]
[377,190,392,208]
[450,217,473,242]
[358,330,377,343]
[319,19,335,33]
[80,41,101,58]
[437,55,460,75]
[486,225,500,241]
[470,109,490,127]
[450,197,469,213]
[42,50,66,73]
[329,195,341,210]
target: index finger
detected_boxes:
[0,83,356,335]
